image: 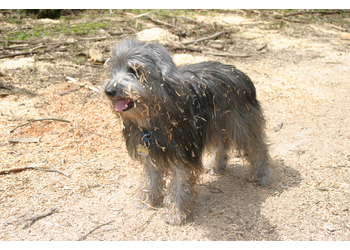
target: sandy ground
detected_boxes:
[1,11,350,241]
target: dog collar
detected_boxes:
[142,130,151,143]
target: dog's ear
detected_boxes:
[147,43,182,83]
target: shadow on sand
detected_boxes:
[191,157,301,240]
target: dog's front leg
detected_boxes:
[163,166,196,225]
[135,159,165,209]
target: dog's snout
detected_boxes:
[105,86,117,98]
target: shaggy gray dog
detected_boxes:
[102,38,272,225]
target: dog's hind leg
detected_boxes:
[209,138,228,175]
[232,108,272,186]
[135,159,165,209]
[162,166,196,225]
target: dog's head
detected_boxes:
[103,39,185,128]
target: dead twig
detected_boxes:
[168,44,252,57]
[57,87,81,96]
[84,85,100,93]
[278,10,348,18]
[29,45,45,52]
[77,37,108,41]
[328,23,350,33]
[145,16,185,34]
[314,178,326,187]
[9,118,70,133]
[0,51,39,59]
[35,118,68,123]
[257,43,267,51]
[181,30,228,45]
[166,44,203,53]
[2,45,40,50]
[22,207,60,229]
[6,138,40,143]
[78,220,115,241]
[0,40,39,44]
[155,13,210,27]
[51,164,71,178]
[0,166,40,174]
[134,211,158,231]
[203,51,253,58]
[199,183,224,193]
[133,12,152,18]
[0,165,71,177]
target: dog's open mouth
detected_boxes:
[114,98,134,112]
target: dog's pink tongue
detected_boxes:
[115,99,129,111]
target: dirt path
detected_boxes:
[0,11,349,240]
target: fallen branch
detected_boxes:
[329,23,350,33]
[78,220,115,241]
[7,138,40,143]
[0,165,71,177]
[22,207,60,229]
[181,30,228,45]
[28,118,70,122]
[203,51,253,58]
[0,40,83,58]
[3,45,41,50]
[0,51,39,59]
[155,13,210,27]
[166,45,203,52]
[145,16,185,34]
[0,166,41,174]
[77,37,108,41]
[281,10,348,18]
[9,118,70,133]
[0,40,39,44]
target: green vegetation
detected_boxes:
[2,9,206,42]
[3,9,349,42]
[4,21,109,41]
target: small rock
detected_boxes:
[274,122,283,132]
[323,222,337,232]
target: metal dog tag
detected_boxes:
[137,144,150,156]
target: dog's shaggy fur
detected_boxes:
[102,38,272,225]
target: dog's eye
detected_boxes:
[127,67,138,76]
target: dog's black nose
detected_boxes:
[105,87,117,97]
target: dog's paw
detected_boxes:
[250,169,272,186]
[134,199,163,210]
[162,208,193,225]
[258,173,271,186]
[205,156,227,176]
[207,167,226,176]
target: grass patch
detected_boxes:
[2,9,207,42]
[4,21,109,41]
